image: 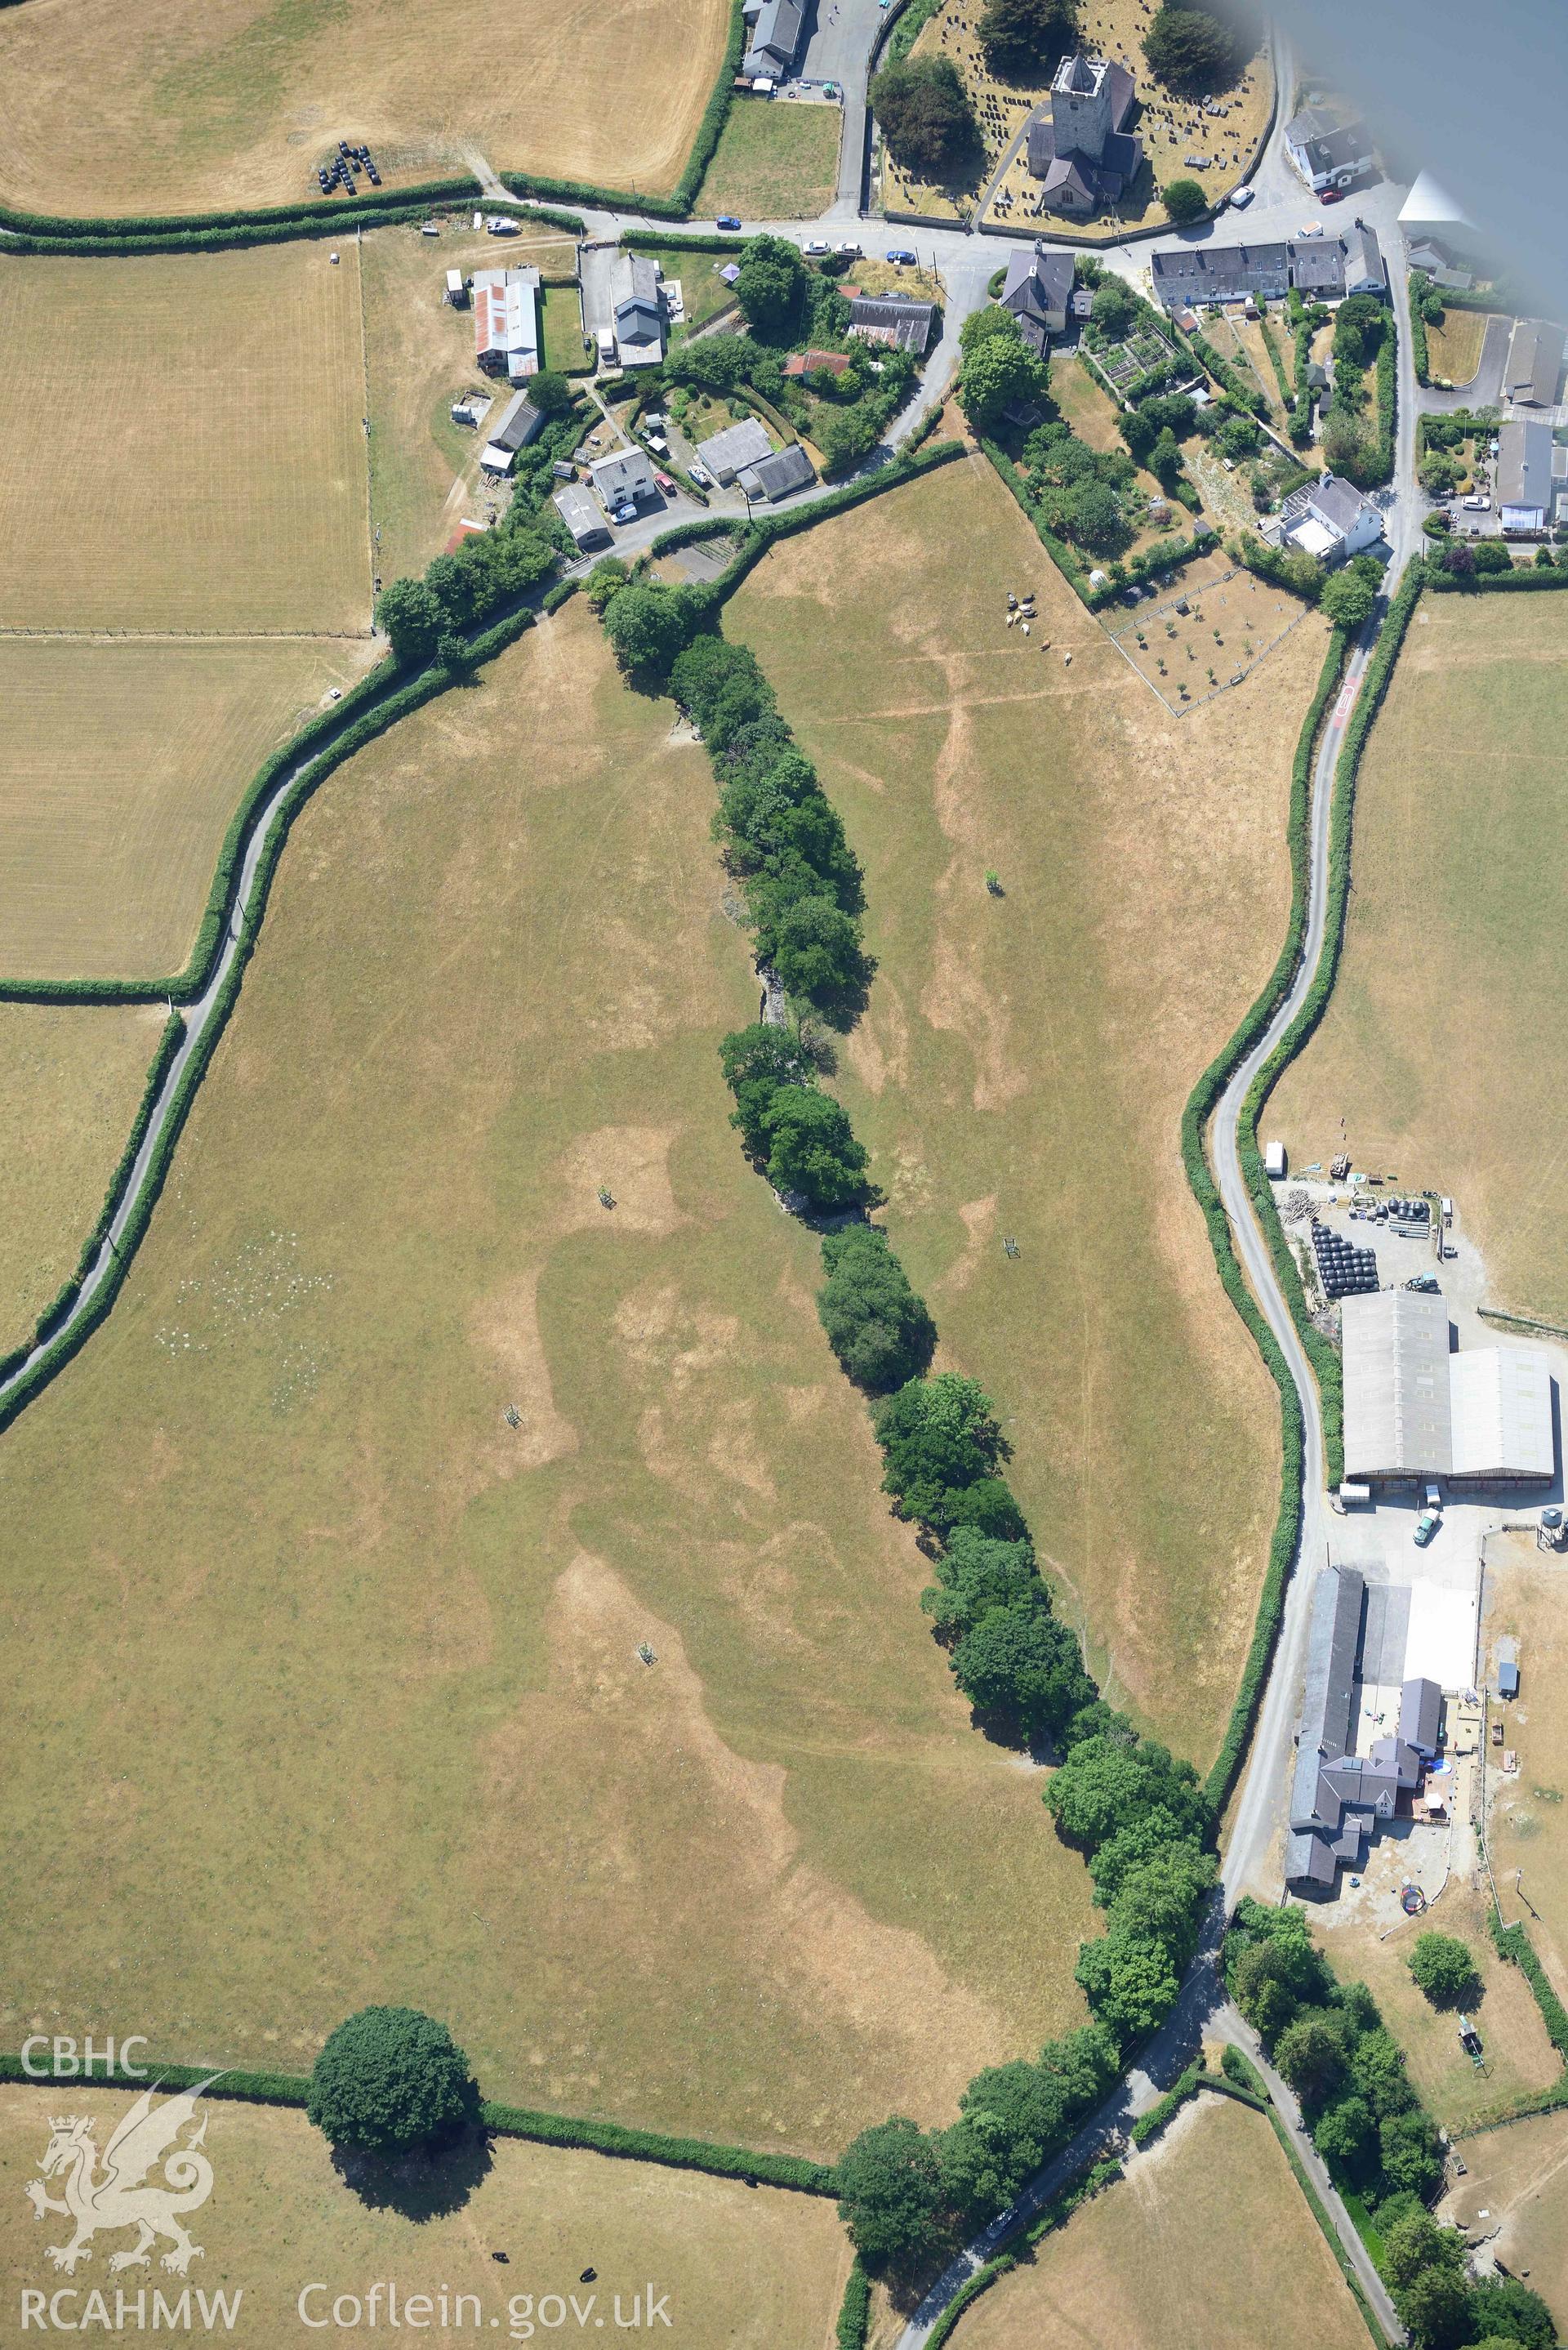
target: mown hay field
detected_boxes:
[695,99,843,222]
[731,453,1327,1765]
[0,0,731,219]
[1270,593,1568,1324]
[0,604,1098,2157]
[0,1004,161,1357]
[0,2085,850,2348]
[362,222,578,586]
[1441,2109,1568,2340]
[955,2094,1369,2350]
[0,637,375,980]
[0,245,370,634]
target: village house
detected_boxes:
[1000,243,1075,354]
[846,293,937,353]
[1282,104,1374,193]
[611,252,664,369]
[1274,472,1383,564]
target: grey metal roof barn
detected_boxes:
[847,294,938,352]
[486,390,545,453]
[737,442,816,501]
[1503,319,1564,408]
[1498,418,1554,526]
[1341,1289,1556,1485]
[1399,1676,1443,1757]
[694,415,773,483]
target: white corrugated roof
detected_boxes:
[1342,1290,1452,1478]
[1450,1347,1554,1479]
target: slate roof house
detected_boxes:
[611,252,664,368]
[1151,241,1289,311]
[1503,319,1565,408]
[847,293,938,353]
[1000,242,1076,354]
[1283,105,1374,192]
[742,0,804,78]
[1027,55,1142,216]
[694,415,773,484]
[1285,1566,1437,1893]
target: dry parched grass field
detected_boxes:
[0,636,375,980]
[695,100,844,223]
[0,0,731,219]
[1441,2109,1568,2341]
[0,2086,850,2348]
[0,604,1098,2157]
[0,245,370,635]
[732,454,1326,1764]
[1270,595,1568,1326]
[0,1005,162,1358]
[1485,1536,1568,2006]
[956,2094,1370,2350]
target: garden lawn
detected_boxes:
[1424,307,1490,387]
[730,453,1329,1766]
[956,2094,1369,2350]
[695,100,842,221]
[0,2084,850,2348]
[0,0,731,217]
[0,604,1097,2158]
[1270,592,1568,1324]
[1312,1875,1560,2134]
[0,1005,162,1358]
[0,636,375,979]
[0,245,370,635]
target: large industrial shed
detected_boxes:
[1341,1290,1554,1487]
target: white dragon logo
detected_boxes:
[24,2079,218,2276]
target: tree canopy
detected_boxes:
[956,313,1049,431]
[602,582,696,677]
[835,2117,953,2275]
[870,55,978,176]
[376,576,442,671]
[719,1023,819,1158]
[735,234,808,336]
[875,1372,1013,1529]
[817,1225,938,1392]
[1163,175,1208,223]
[1143,1,1246,91]
[977,0,1078,77]
[308,2006,479,2155]
[760,1084,871,1210]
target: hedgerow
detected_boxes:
[1183,627,1348,1806]
[1129,2058,1205,2147]
[0,176,480,243]
[835,2260,872,2348]
[1489,1912,1568,2057]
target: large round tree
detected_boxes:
[308,2007,479,2156]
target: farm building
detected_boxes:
[1282,105,1374,193]
[588,448,657,509]
[847,294,938,354]
[1000,243,1075,353]
[1285,1565,1444,1894]
[737,443,815,502]
[1026,54,1142,215]
[1341,1289,1556,1488]
[742,0,804,78]
[1276,472,1382,564]
[1503,319,1565,408]
[553,482,611,550]
[479,390,546,475]
[1497,418,1564,533]
[611,253,664,369]
[694,416,773,484]
[474,267,541,381]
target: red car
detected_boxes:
[1319,184,1347,204]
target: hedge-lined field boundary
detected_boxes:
[1263,2106,1388,2349]
[0,2053,836,2194]
[1232,566,1423,1490]
[0,604,545,1434]
[835,2259,871,2347]
[1183,626,1348,1809]
[0,175,481,247]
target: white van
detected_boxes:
[597,326,617,365]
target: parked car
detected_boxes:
[804,239,829,255]
[1318,185,1345,204]
[1463,492,1491,510]
[837,239,862,256]
[653,470,677,495]
[613,502,638,524]
[1413,1509,1441,1548]
[715,214,742,230]
[1229,185,1255,207]
[1297,221,1324,238]
[887,247,918,265]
